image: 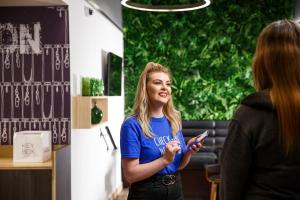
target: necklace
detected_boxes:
[4,49,10,69]
[55,46,61,71]
[24,84,30,106]
[61,121,67,143]
[35,84,40,105]
[52,121,58,144]
[42,84,52,119]
[15,48,20,68]
[2,122,8,143]
[15,85,20,108]
[64,48,69,69]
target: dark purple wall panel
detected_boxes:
[0,6,70,145]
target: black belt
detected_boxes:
[135,172,179,186]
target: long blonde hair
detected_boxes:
[252,19,300,155]
[133,62,181,138]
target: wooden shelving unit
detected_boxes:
[0,145,71,200]
[72,96,108,129]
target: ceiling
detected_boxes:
[0,0,66,6]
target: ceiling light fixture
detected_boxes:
[121,0,211,12]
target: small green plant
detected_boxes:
[90,78,104,96]
[82,77,104,96]
[82,77,91,96]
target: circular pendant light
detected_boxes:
[121,0,211,12]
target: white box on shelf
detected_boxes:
[13,130,52,163]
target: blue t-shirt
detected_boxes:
[120,115,186,175]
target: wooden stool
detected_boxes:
[204,164,221,200]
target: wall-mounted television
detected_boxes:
[103,52,123,96]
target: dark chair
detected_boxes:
[204,163,221,200]
[182,120,229,170]
[182,120,229,200]
[182,120,219,170]
[204,121,230,200]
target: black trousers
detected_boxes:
[127,173,184,200]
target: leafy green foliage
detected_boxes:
[123,0,293,120]
[82,77,104,96]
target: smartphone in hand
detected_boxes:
[185,130,209,152]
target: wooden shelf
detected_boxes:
[0,158,52,170]
[72,96,108,129]
[0,145,71,200]
[0,145,66,170]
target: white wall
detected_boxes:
[68,0,124,199]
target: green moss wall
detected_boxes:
[123,0,293,120]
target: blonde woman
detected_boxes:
[221,19,300,200]
[121,62,202,200]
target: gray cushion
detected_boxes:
[185,152,218,170]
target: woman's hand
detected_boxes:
[186,136,203,154]
[162,140,180,164]
[178,136,203,170]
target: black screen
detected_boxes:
[105,52,122,96]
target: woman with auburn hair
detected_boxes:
[121,62,203,200]
[221,19,300,200]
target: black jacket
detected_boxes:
[221,91,300,200]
